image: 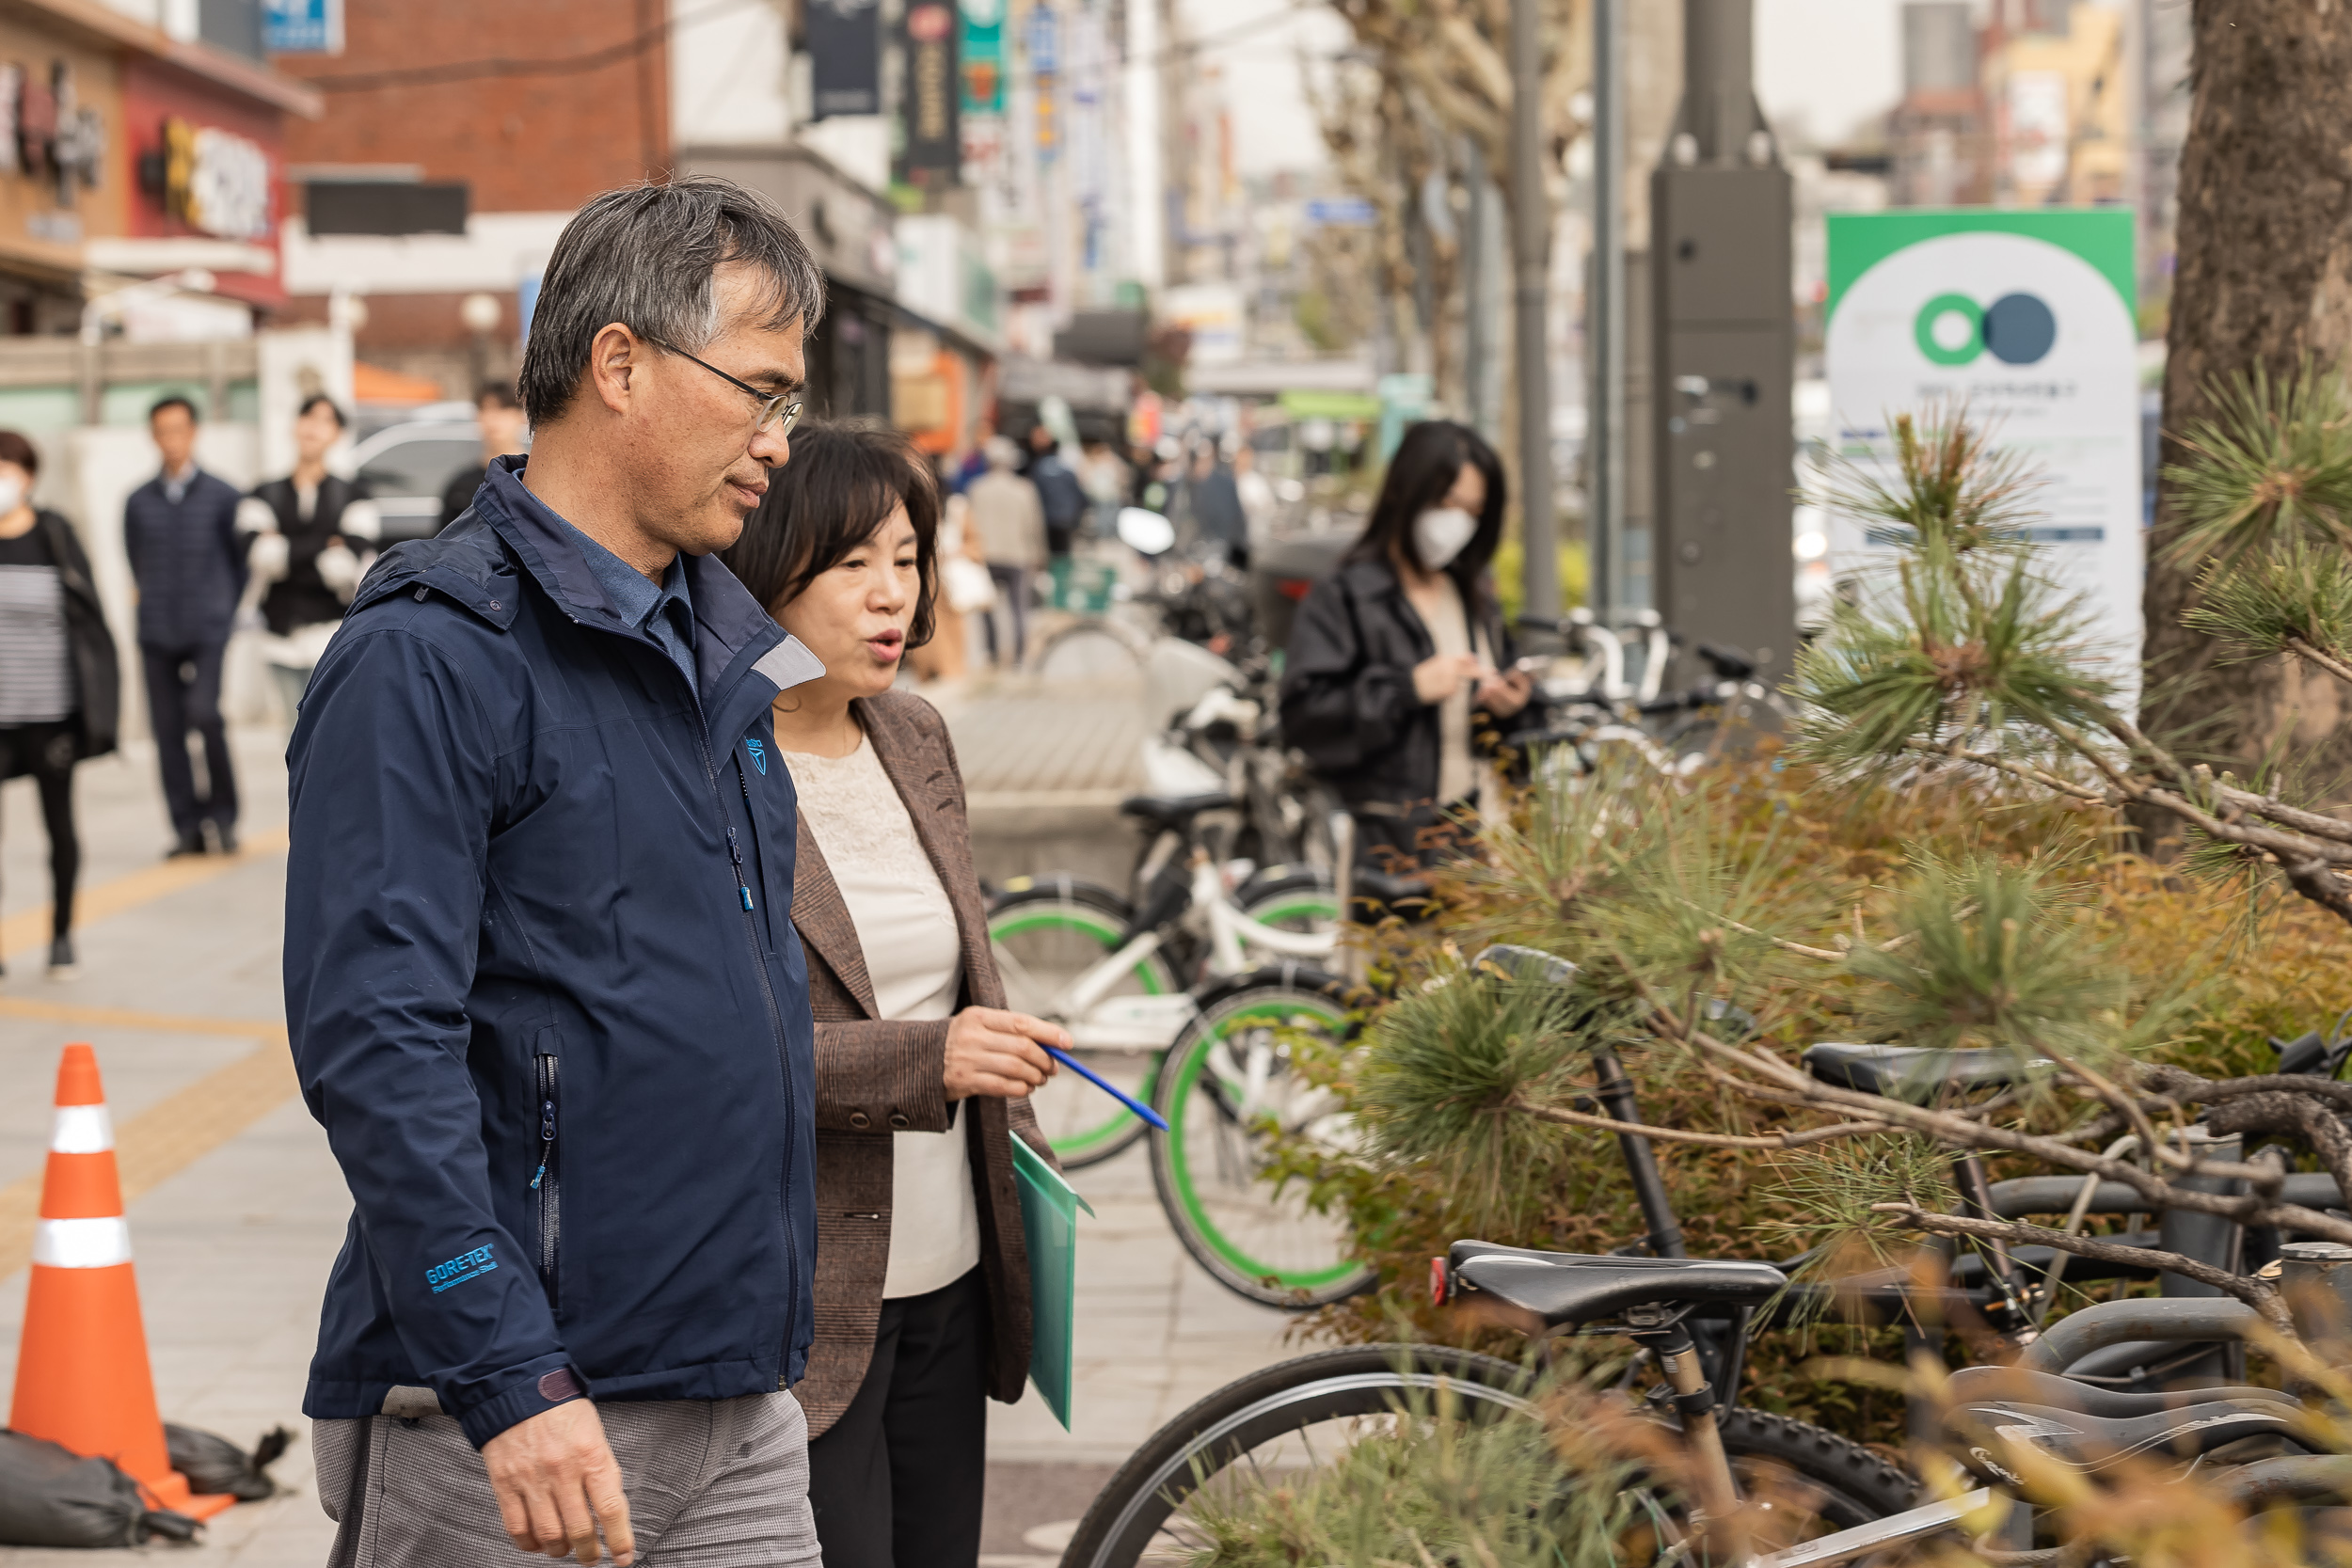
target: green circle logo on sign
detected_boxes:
[1913,291,2060,367]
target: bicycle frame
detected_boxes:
[1042,855,1337,1053]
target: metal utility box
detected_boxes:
[1649,161,1795,687]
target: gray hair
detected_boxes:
[518,176,827,427]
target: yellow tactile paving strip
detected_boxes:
[0,1015,294,1275]
[0,825,292,963]
[0,831,304,1275]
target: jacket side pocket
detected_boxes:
[531,1050,561,1308]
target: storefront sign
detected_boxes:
[900,2,959,177]
[152,117,272,239]
[807,0,881,119]
[263,0,343,53]
[1825,209,2141,700]
[1027,4,1057,164]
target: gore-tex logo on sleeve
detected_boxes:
[426,1244,498,1293]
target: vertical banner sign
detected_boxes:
[901,1,960,177]
[1825,209,2142,702]
[960,0,1004,115]
[1028,3,1058,166]
[808,0,882,119]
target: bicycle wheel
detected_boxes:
[1237,868,1341,942]
[1059,1344,1918,1568]
[988,879,1177,1168]
[1148,965,1374,1307]
[1031,619,1145,683]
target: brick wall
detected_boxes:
[273,0,671,214]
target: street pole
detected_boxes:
[1589,0,1624,621]
[1509,0,1560,622]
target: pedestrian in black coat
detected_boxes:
[1278,420,1534,885]
[0,428,118,977]
[122,394,244,857]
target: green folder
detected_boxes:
[1011,1133,1093,1431]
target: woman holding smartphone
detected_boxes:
[1278,420,1535,881]
[719,420,1066,1568]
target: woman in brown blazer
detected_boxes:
[718,421,1070,1568]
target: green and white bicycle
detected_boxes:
[987,796,1371,1308]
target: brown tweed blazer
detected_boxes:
[787,689,1053,1438]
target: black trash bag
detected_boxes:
[167,1423,293,1501]
[0,1428,200,1546]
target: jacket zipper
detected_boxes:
[695,724,801,1381]
[532,1052,561,1305]
[575,610,803,1379]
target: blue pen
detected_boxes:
[1043,1044,1169,1132]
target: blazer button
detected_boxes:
[848,1111,871,1129]
[887,1112,911,1130]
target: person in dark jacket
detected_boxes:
[290,177,831,1568]
[436,380,530,532]
[238,393,380,720]
[122,394,244,857]
[0,429,118,979]
[1278,420,1533,884]
[1022,423,1088,557]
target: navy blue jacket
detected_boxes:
[122,469,245,648]
[285,459,827,1449]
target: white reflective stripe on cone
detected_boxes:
[50,1103,114,1154]
[32,1216,134,1268]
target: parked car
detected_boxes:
[351,412,484,543]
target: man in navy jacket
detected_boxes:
[287,179,830,1567]
[122,395,245,856]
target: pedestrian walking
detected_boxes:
[238,393,379,720]
[288,177,833,1568]
[0,431,117,979]
[718,420,1064,1568]
[1278,420,1534,887]
[122,395,243,857]
[1184,442,1248,567]
[965,435,1044,668]
[1022,423,1088,557]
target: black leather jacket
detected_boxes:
[1278,554,1526,813]
[16,510,119,765]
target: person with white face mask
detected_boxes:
[0,429,119,978]
[1278,420,1535,903]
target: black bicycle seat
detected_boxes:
[1947,1388,2298,1478]
[1801,1042,2052,1103]
[1444,1240,1785,1328]
[1119,792,1238,830]
[1947,1365,2298,1420]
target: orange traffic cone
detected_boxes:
[8,1043,234,1521]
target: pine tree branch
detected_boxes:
[1871,1204,2295,1332]
[2286,633,2352,689]
[1504,1093,1890,1149]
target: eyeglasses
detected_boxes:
[650,340,803,437]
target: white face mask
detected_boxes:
[0,476,27,515]
[1412,506,1478,571]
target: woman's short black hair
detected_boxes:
[720,420,939,649]
[297,392,347,428]
[1346,419,1508,597]
[0,429,40,478]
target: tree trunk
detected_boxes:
[2145,0,2352,800]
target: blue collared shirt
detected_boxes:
[493,461,698,694]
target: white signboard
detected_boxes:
[1824,210,2142,705]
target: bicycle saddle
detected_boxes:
[1441,1240,1786,1328]
[1119,792,1238,830]
[1802,1042,2052,1103]
[1947,1365,2298,1420]
[1946,1386,2299,1479]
